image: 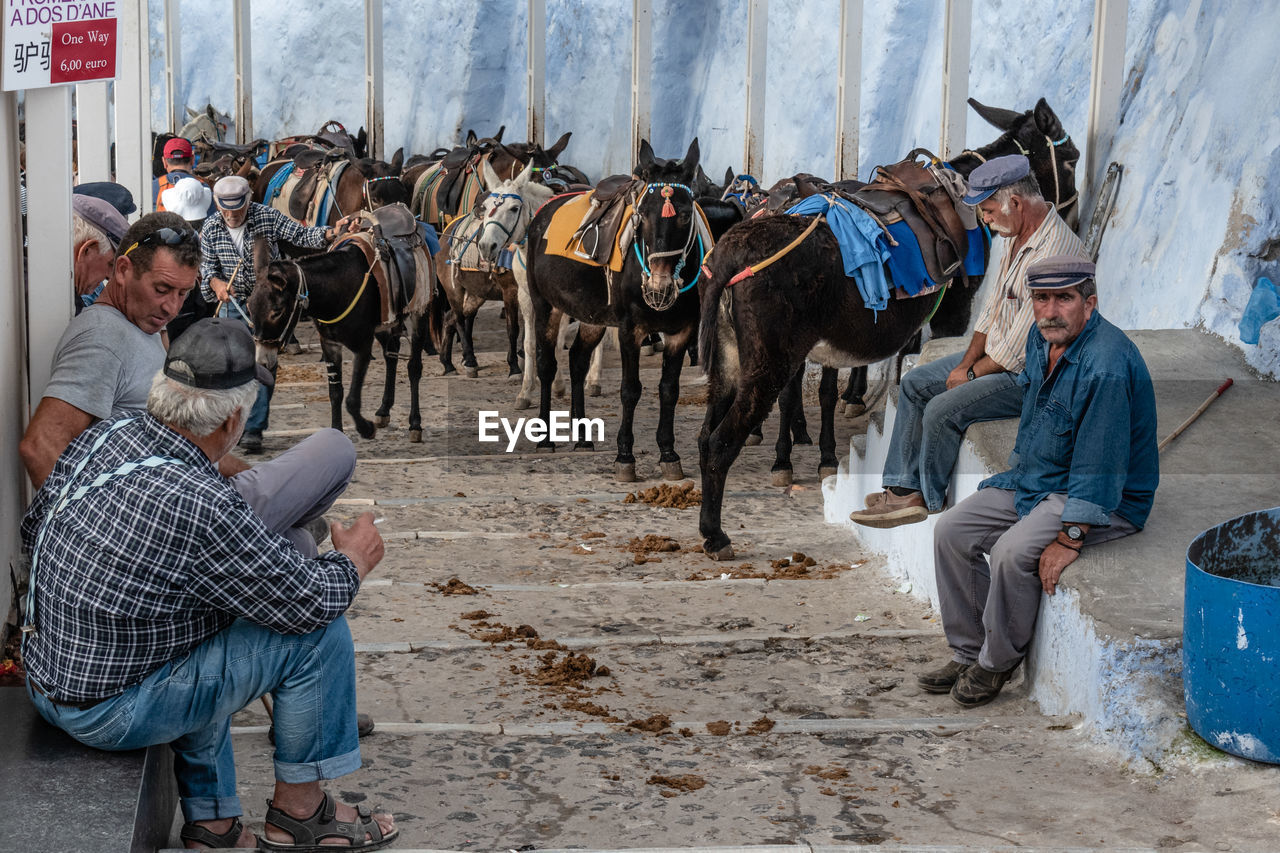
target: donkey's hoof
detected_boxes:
[744,433,763,447]
[705,542,735,561]
[552,382,566,398]
[615,462,637,482]
[441,366,457,376]
[514,396,533,410]
[357,424,377,440]
[660,461,685,481]
[771,469,793,488]
[465,366,479,379]
[374,415,390,428]
[586,384,601,398]
[844,401,867,418]
[409,430,423,443]
[507,370,523,381]
[818,465,838,480]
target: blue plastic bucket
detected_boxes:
[1184,506,1280,763]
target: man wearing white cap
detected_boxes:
[919,255,1158,708]
[849,154,1088,529]
[199,175,352,452]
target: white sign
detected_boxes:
[3,0,119,91]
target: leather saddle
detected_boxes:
[287,148,349,224]
[572,175,638,265]
[366,203,424,316]
[850,149,969,285]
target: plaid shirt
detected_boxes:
[199,203,328,303]
[21,414,359,703]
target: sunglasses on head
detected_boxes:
[121,227,198,257]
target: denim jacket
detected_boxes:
[980,312,1159,528]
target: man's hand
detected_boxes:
[210,277,231,302]
[946,363,973,390]
[1038,541,1080,595]
[218,454,251,477]
[331,512,385,580]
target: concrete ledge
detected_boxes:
[823,330,1280,765]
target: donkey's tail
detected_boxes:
[698,254,735,379]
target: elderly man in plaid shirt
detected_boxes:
[849,155,1088,529]
[22,319,398,851]
[199,175,353,453]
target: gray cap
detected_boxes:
[962,154,1031,205]
[1026,254,1096,289]
[72,194,130,248]
[165,318,274,390]
[213,175,251,211]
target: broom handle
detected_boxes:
[1158,378,1233,453]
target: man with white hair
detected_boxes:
[71,194,129,314]
[849,154,1088,529]
[199,175,352,452]
[21,318,398,851]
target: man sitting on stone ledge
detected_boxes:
[849,154,1087,529]
[21,319,397,851]
[918,256,1159,709]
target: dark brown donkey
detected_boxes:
[696,98,1081,560]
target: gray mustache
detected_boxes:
[1038,319,1068,330]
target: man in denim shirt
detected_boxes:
[919,255,1158,708]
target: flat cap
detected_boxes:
[165,317,274,390]
[1026,254,1096,289]
[74,181,137,216]
[72,194,130,249]
[962,154,1031,205]
[213,175,251,211]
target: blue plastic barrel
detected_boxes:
[1184,507,1280,763]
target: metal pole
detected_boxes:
[24,87,75,400]
[115,0,152,213]
[75,83,112,183]
[834,0,862,181]
[1084,0,1127,223]
[233,0,253,144]
[744,0,767,178]
[365,0,385,159]
[527,0,546,147]
[630,0,652,167]
[939,0,971,160]
[164,0,182,134]
[0,91,32,630]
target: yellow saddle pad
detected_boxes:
[541,192,632,272]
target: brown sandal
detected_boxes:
[260,791,398,851]
[179,817,251,849]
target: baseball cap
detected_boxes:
[72,194,130,249]
[161,177,213,223]
[213,175,251,211]
[961,154,1031,205]
[74,181,137,216]
[1026,255,1096,290]
[164,137,194,160]
[164,318,274,390]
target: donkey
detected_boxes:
[696,98,1081,560]
[255,148,409,234]
[248,226,435,442]
[523,138,741,481]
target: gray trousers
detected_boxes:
[229,428,356,558]
[933,488,1138,671]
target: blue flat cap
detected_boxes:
[1026,254,1096,289]
[962,154,1031,205]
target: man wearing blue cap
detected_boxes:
[200,175,352,453]
[920,255,1158,708]
[850,154,1087,528]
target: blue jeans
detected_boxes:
[881,351,1023,512]
[27,617,361,823]
[217,299,273,434]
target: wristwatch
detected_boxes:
[1061,524,1085,545]
[966,366,977,381]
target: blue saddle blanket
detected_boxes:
[785,194,891,312]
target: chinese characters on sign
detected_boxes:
[3,0,118,90]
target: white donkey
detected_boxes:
[474,160,611,409]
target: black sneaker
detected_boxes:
[950,663,1017,708]
[239,431,264,454]
[917,660,971,694]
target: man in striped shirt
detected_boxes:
[849,155,1087,529]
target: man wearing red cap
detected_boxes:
[155,137,199,213]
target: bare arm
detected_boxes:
[20,397,96,488]
[218,453,252,477]
[329,512,385,581]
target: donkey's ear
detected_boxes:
[968,98,1026,131]
[480,157,502,191]
[390,147,404,174]
[636,139,656,172]
[681,138,700,174]
[252,237,271,284]
[493,125,506,143]
[206,104,217,120]
[725,166,735,186]
[187,106,199,118]
[547,131,571,161]
[466,129,478,146]
[1032,98,1067,139]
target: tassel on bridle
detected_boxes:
[660,185,676,218]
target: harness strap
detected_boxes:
[726,213,825,287]
[316,245,379,325]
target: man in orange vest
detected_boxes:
[154,137,201,212]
